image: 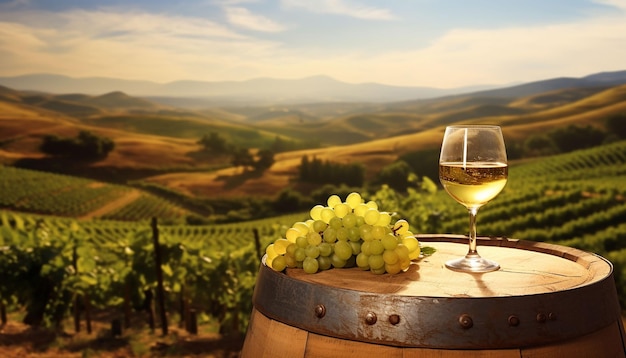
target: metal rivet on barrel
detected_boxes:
[536,313,547,323]
[458,314,473,329]
[314,304,326,318]
[389,314,400,325]
[365,312,377,325]
[508,315,520,327]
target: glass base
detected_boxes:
[445,255,500,273]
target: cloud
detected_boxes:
[299,11,626,87]
[0,8,282,81]
[224,6,286,32]
[281,0,396,20]
[592,0,626,10]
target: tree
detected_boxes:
[40,130,114,161]
[254,149,275,171]
[198,132,231,154]
[523,135,559,157]
[231,148,254,171]
[375,160,414,192]
[606,113,626,139]
[548,124,606,153]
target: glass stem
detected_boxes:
[467,207,479,258]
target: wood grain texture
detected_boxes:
[241,236,626,357]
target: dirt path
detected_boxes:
[79,189,142,220]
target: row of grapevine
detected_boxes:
[0,209,301,334]
[101,194,192,221]
[2,140,626,333]
[0,165,196,221]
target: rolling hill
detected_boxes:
[1,71,625,199]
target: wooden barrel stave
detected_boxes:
[242,236,626,357]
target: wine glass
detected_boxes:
[439,125,508,272]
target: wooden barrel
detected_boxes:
[241,235,626,357]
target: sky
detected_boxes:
[0,0,625,89]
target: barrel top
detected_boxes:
[285,236,612,298]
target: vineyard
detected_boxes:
[1,140,626,355]
[0,166,195,221]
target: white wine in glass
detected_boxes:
[439,125,508,273]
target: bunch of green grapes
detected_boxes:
[265,192,421,274]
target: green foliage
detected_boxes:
[0,165,193,220]
[297,155,365,187]
[605,112,626,139]
[374,160,414,192]
[253,149,275,171]
[523,134,559,157]
[548,124,606,152]
[369,177,447,234]
[40,130,114,161]
[197,132,233,154]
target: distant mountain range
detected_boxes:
[0,73,497,105]
[1,70,626,106]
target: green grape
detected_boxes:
[286,243,297,257]
[285,254,297,267]
[294,221,310,233]
[361,241,372,255]
[307,231,322,246]
[294,247,306,262]
[323,227,337,242]
[334,203,351,218]
[355,215,365,227]
[329,216,343,230]
[364,209,380,225]
[320,207,336,223]
[342,213,357,228]
[381,233,398,250]
[274,238,290,255]
[365,200,378,210]
[285,227,302,243]
[368,254,385,270]
[349,241,361,255]
[376,212,392,227]
[346,192,362,208]
[327,194,342,208]
[296,235,308,248]
[385,261,402,275]
[336,227,349,241]
[371,225,387,240]
[354,203,369,217]
[348,227,361,242]
[305,245,320,258]
[395,244,410,262]
[383,249,399,264]
[266,244,278,259]
[317,256,332,271]
[401,236,419,252]
[310,205,324,221]
[369,240,384,255]
[334,241,353,260]
[291,192,419,275]
[359,224,373,241]
[303,257,319,274]
[272,255,287,271]
[319,242,333,256]
[331,253,347,268]
[371,267,386,275]
[356,252,370,269]
[313,219,328,233]
[393,219,410,235]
